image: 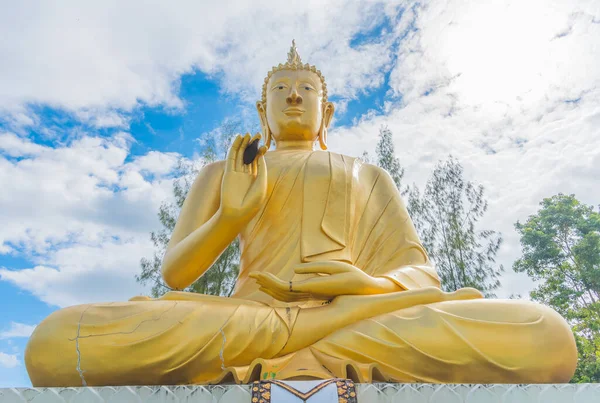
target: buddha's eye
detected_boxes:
[277,85,285,90]
[304,86,312,91]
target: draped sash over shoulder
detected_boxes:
[233,150,439,305]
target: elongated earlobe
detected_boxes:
[319,102,335,150]
[265,127,272,149]
[256,101,271,149]
[318,127,327,150]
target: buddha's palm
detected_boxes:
[252,262,404,302]
[219,133,268,225]
[251,261,485,302]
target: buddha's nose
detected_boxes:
[286,89,303,105]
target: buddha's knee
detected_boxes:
[429,299,577,382]
[25,305,89,386]
[517,301,578,382]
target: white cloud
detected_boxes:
[0,132,45,157]
[389,0,599,108]
[126,151,180,177]
[0,132,175,254]
[0,322,36,339]
[0,0,409,128]
[0,352,19,368]
[75,110,130,129]
[0,131,180,306]
[0,239,154,307]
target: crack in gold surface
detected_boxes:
[69,302,178,340]
[74,306,92,387]
[219,326,227,371]
[72,302,178,386]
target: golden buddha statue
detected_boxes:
[25,41,577,387]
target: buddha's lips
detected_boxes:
[283,108,305,115]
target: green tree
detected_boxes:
[137,121,243,297]
[513,194,600,382]
[375,126,406,194]
[408,156,503,295]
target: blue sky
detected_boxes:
[1,0,599,387]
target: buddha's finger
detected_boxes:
[250,274,270,289]
[227,135,243,171]
[258,287,286,301]
[290,276,336,294]
[446,287,484,301]
[294,262,350,275]
[275,286,311,298]
[245,152,268,206]
[236,133,251,170]
[255,148,267,180]
[248,149,255,175]
[261,287,310,302]
[249,274,273,288]
[249,272,270,282]
[250,275,269,288]
[252,147,266,178]
[249,272,272,280]
[264,273,289,289]
[258,274,289,292]
[278,291,311,302]
[250,153,258,177]
[259,287,306,302]
[251,273,287,292]
[260,284,307,301]
[248,273,310,301]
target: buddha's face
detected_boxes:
[257,69,334,147]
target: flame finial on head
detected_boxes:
[287,40,302,65]
[260,40,327,104]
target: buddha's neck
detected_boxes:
[274,140,315,152]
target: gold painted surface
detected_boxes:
[25,41,578,386]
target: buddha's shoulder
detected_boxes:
[199,160,226,177]
[204,159,226,172]
[189,160,226,190]
[355,160,395,185]
[312,151,387,176]
[358,161,385,174]
[319,151,391,184]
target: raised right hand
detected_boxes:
[219,133,268,225]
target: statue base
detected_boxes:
[1,382,598,402]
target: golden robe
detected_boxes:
[25,150,577,386]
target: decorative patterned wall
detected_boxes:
[0,383,598,402]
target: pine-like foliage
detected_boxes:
[408,156,503,296]
[375,126,406,194]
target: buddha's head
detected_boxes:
[256,40,335,150]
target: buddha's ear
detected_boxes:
[256,101,271,149]
[318,102,335,150]
[322,101,335,129]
